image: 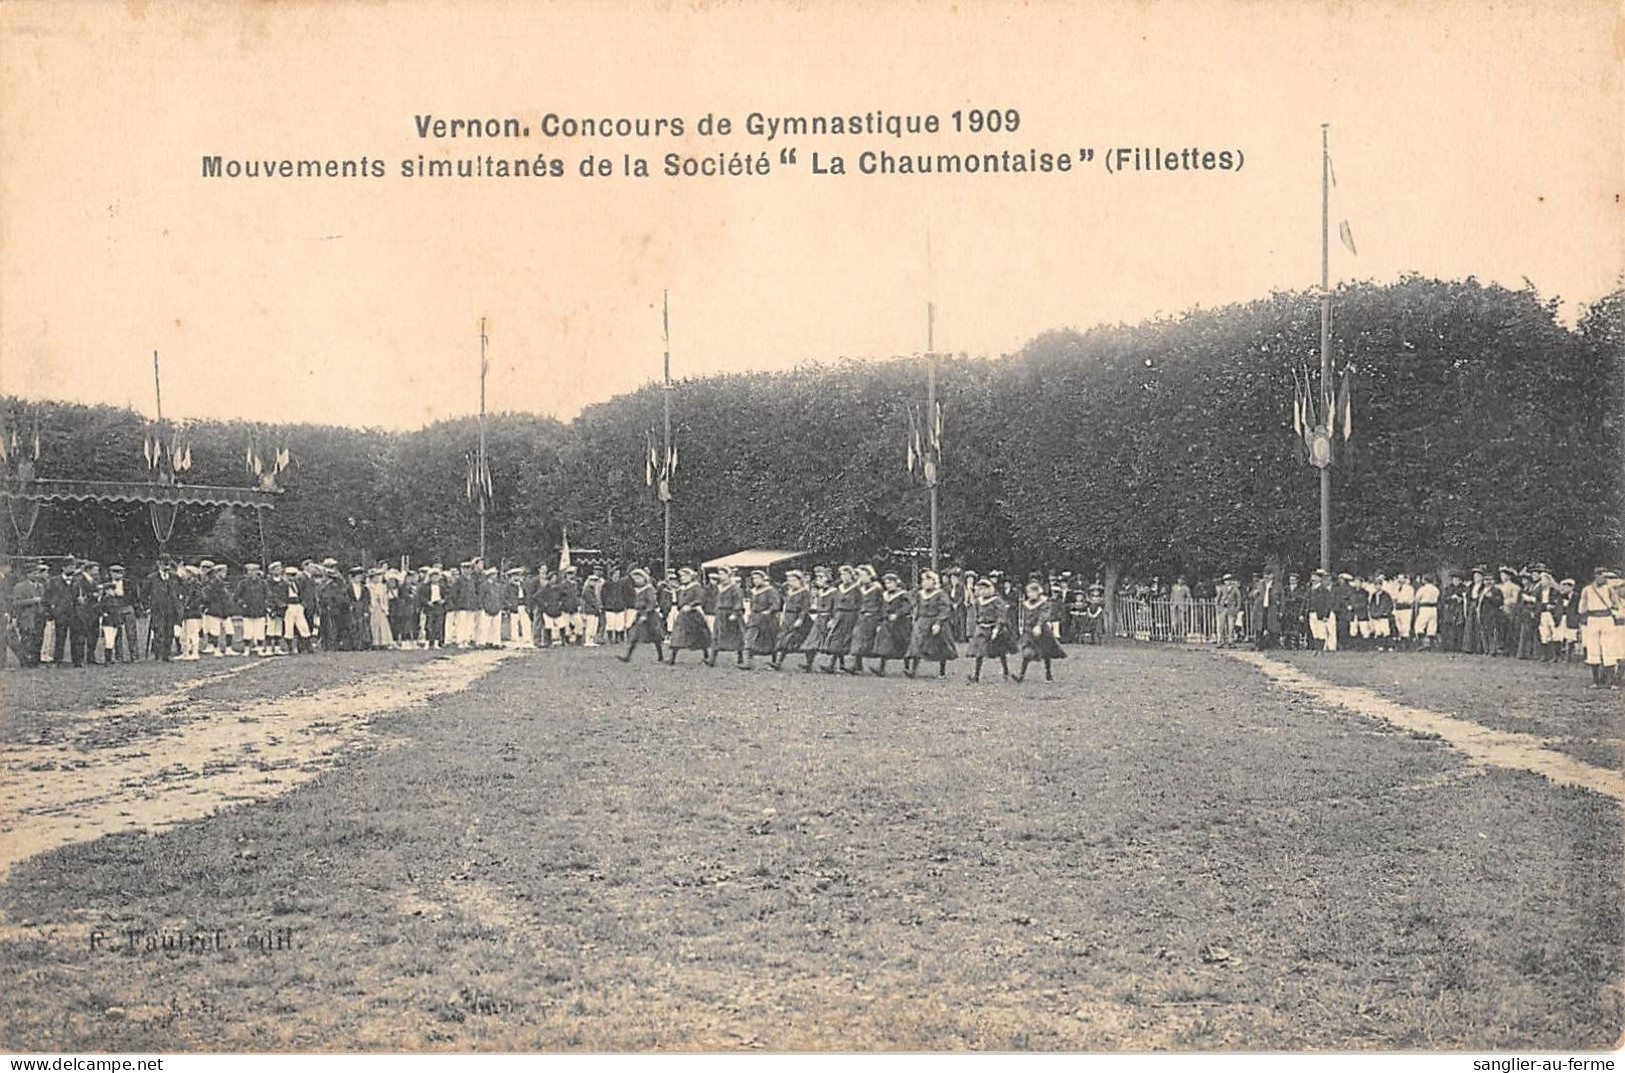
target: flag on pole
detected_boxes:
[30,416,40,460]
[143,432,153,468]
[559,529,572,571]
[1337,368,1353,441]
[465,453,475,501]
[933,401,944,457]
[1339,220,1357,256]
[905,405,920,473]
[182,443,192,471]
[645,430,656,487]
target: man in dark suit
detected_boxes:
[43,559,74,666]
[9,562,46,667]
[69,560,101,667]
[146,558,182,661]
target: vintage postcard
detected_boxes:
[1,0,1621,1059]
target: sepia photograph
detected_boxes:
[0,0,1621,1059]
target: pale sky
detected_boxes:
[2,0,1620,430]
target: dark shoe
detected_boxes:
[616,654,631,663]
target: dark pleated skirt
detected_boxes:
[714,611,745,651]
[800,614,829,653]
[670,608,711,650]
[778,613,813,653]
[746,615,778,654]
[906,619,958,661]
[969,623,1016,658]
[873,615,912,658]
[628,608,666,643]
[822,610,858,654]
[1019,624,1068,661]
[849,614,882,656]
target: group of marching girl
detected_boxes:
[615,563,1067,682]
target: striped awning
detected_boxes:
[0,477,279,509]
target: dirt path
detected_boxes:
[0,649,519,882]
[1228,650,1625,803]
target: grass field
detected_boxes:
[1,643,1620,1051]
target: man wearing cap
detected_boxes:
[314,562,343,651]
[102,564,140,662]
[40,559,72,665]
[1213,575,1240,648]
[1306,570,1336,653]
[581,569,604,647]
[234,562,271,656]
[10,562,46,667]
[1369,576,1395,651]
[477,566,502,647]
[68,560,101,667]
[1556,577,1581,661]
[1532,567,1561,662]
[1410,573,1438,650]
[1578,567,1620,687]
[199,562,227,656]
[278,565,310,655]
[144,558,181,662]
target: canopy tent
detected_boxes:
[700,548,808,572]
[1,475,279,554]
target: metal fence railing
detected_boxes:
[1110,597,1255,645]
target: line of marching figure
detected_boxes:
[614,563,1067,683]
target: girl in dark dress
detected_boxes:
[708,566,746,667]
[616,568,666,663]
[821,564,860,673]
[871,572,913,676]
[904,570,958,677]
[967,577,1015,682]
[846,565,884,675]
[666,566,711,664]
[1015,579,1067,682]
[776,570,813,669]
[800,566,834,672]
[743,568,781,670]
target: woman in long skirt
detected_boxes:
[846,565,884,675]
[366,568,395,649]
[709,566,746,667]
[821,564,860,673]
[800,566,834,671]
[666,566,711,664]
[743,568,781,670]
[870,572,913,676]
[904,570,958,677]
[616,568,666,663]
[1016,578,1068,682]
[776,570,813,669]
[967,577,1015,682]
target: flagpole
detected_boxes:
[925,230,940,575]
[927,304,939,575]
[153,350,163,423]
[662,290,672,580]
[1319,124,1332,575]
[479,317,488,563]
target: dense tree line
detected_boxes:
[3,277,1620,576]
